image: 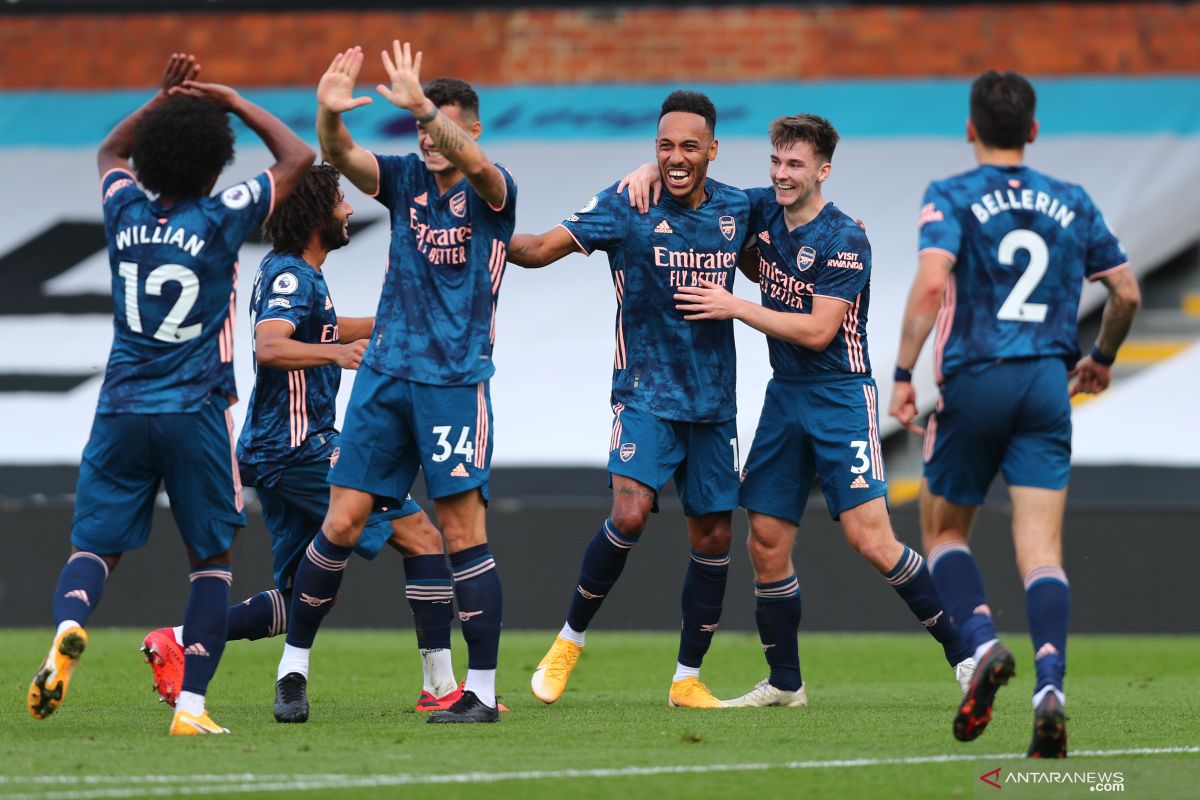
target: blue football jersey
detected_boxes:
[97,167,274,413]
[365,153,517,385]
[560,179,750,423]
[918,164,1128,381]
[236,251,342,479]
[747,190,873,378]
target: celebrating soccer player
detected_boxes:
[27,53,314,734]
[889,71,1140,757]
[509,90,750,709]
[280,43,516,723]
[625,114,976,707]
[140,164,465,724]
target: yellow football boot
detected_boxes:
[668,676,725,708]
[28,625,88,719]
[530,635,582,704]
[169,708,230,735]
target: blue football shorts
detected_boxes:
[330,364,493,504]
[740,375,889,525]
[255,458,421,592]
[606,402,740,517]
[923,357,1072,505]
[71,396,246,560]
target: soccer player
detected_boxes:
[508,90,750,709]
[27,53,314,734]
[282,43,516,724]
[642,114,975,708]
[889,71,1140,757]
[140,164,462,724]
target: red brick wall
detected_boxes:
[2,3,1197,89]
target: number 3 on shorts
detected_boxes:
[431,425,475,463]
[849,440,871,475]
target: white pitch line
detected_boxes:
[1,746,1197,800]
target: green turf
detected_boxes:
[2,629,1197,799]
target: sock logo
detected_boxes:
[183,643,210,657]
[1036,642,1059,659]
[299,593,333,607]
[921,610,944,628]
[700,623,719,633]
[63,589,91,607]
[761,643,776,652]
[459,610,484,621]
[576,586,605,600]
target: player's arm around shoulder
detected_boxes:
[508,185,623,268]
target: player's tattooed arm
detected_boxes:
[1070,268,1141,396]
[376,40,508,208]
[507,228,584,269]
[98,52,200,176]
[316,46,381,196]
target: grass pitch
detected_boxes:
[2,629,1197,799]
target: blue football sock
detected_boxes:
[566,518,638,633]
[285,532,352,649]
[677,549,730,669]
[754,575,803,691]
[1025,565,1070,694]
[52,551,110,627]
[180,566,232,696]
[450,544,503,671]
[403,554,454,650]
[886,545,972,666]
[226,589,288,641]
[928,540,998,653]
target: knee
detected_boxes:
[747,531,788,571]
[323,507,365,547]
[610,508,650,538]
[691,522,732,554]
[846,525,899,571]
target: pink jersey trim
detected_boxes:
[225,408,244,513]
[556,223,590,256]
[919,247,958,264]
[811,293,854,306]
[1087,261,1130,282]
[264,169,278,221]
[486,168,509,213]
[255,317,298,331]
[100,166,135,185]
[367,152,382,198]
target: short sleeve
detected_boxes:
[256,267,315,329]
[1081,192,1129,281]
[100,168,142,227]
[214,171,276,247]
[559,183,629,255]
[485,163,518,215]
[917,182,961,262]
[371,152,420,210]
[813,227,871,304]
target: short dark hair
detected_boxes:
[424,78,480,120]
[768,114,840,162]
[970,70,1037,149]
[659,90,717,134]
[263,164,342,256]
[131,95,234,198]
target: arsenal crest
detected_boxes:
[719,215,736,241]
[449,191,467,218]
[797,245,817,271]
[619,443,637,462]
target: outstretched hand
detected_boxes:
[317,46,374,114]
[673,278,742,320]
[377,40,427,113]
[168,80,241,110]
[160,53,200,93]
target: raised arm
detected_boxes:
[1069,268,1141,396]
[376,41,507,208]
[336,315,375,344]
[172,80,314,205]
[255,320,366,371]
[98,53,200,176]
[673,279,848,350]
[508,227,585,269]
[316,47,381,195]
[889,250,953,434]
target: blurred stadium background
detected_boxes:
[1,0,1198,635]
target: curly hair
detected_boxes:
[659,90,717,135]
[769,114,840,163]
[131,95,234,198]
[263,164,343,256]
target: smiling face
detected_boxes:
[417,104,481,175]
[769,140,830,211]
[319,188,353,252]
[656,111,718,206]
